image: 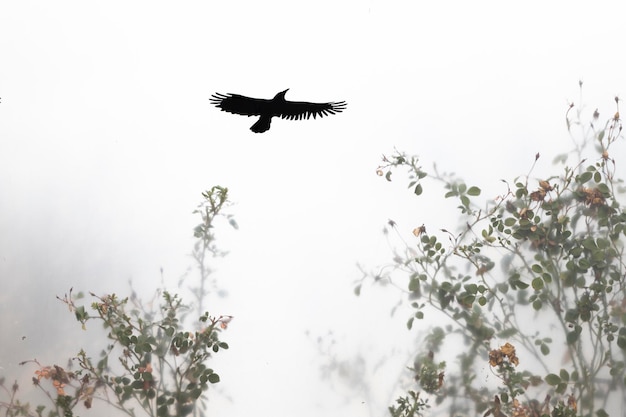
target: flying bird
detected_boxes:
[210,89,347,133]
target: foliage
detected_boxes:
[183,186,238,315]
[0,187,234,417]
[359,94,626,416]
[389,390,430,417]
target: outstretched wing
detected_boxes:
[278,100,347,121]
[210,93,272,117]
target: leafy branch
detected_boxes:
[361,96,626,416]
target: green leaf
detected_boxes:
[594,171,602,183]
[208,373,220,384]
[531,277,544,290]
[75,306,88,323]
[578,171,593,184]
[467,186,481,196]
[617,327,626,349]
[497,328,518,338]
[541,272,552,284]
[597,409,609,417]
[157,405,169,417]
[464,283,478,294]
[582,237,597,250]
[545,373,561,385]
[515,280,529,290]
[504,217,517,227]
[597,182,610,195]
[190,387,202,400]
[567,328,580,345]
[553,153,568,164]
[414,183,423,195]
[564,309,578,323]
[596,238,610,249]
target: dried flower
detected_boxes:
[412,225,426,237]
[489,342,519,367]
[580,187,606,207]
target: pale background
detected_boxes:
[1,1,625,417]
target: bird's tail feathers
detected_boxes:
[251,115,271,133]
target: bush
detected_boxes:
[0,186,235,417]
[359,94,626,416]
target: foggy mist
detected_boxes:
[2,2,625,417]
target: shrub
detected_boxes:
[1,187,234,417]
[359,94,626,417]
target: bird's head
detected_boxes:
[274,89,289,100]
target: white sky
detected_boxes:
[1,1,625,417]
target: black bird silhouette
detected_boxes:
[210,89,347,133]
